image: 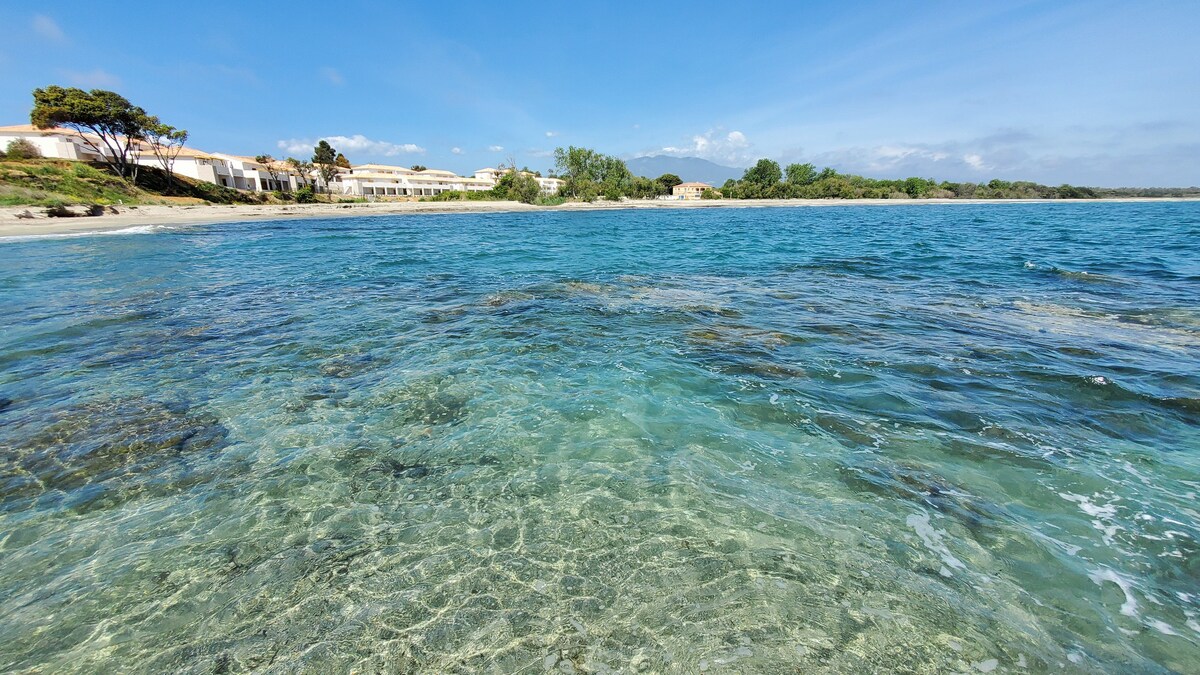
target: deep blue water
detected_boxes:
[1,203,1198,672]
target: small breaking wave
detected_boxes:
[0,224,167,243]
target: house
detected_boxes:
[672,181,715,200]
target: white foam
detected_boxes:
[1087,567,1139,617]
[1059,492,1122,545]
[0,224,164,242]
[907,512,966,573]
[1148,619,1178,636]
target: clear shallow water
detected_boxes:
[0,203,1198,673]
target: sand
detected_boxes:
[2,197,1198,238]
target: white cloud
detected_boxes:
[318,67,344,86]
[276,134,425,157]
[488,145,504,152]
[659,129,753,165]
[33,15,65,42]
[545,131,559,137]
[451,147,464,155]
[61,68,121,88]
[805,140,1011,180]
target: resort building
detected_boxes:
[0,124,108,163]
[0,124,561,198]
[336,164,493,198]
[672,181,715,200]
[474,168,565,195]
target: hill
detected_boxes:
[626,155,744,185]
[0,159,262,207]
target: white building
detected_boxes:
[336,164,493,197]
[0,124,108,162]
[1,124,561,198]
[0,124,312,191]
[474,167,564,194]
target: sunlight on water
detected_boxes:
[1,203,1198,672]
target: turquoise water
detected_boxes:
[1,203,1198,673]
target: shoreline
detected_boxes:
[2,196,1198,238]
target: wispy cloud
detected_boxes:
[318,67,344,86]
[657,129,753,165]
[545,131,559,138]
[33,15,65,42]
[488,145,504,152]
[61,68,121,88]
[451,147,464,155]
[276,134,425,157]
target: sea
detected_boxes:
[1,202,1197,672]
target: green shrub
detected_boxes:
[295,186,316,203]
[4,139,41,160]
[422,190,498,202]
[700,188,721,200]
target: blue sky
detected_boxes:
[2,1,1198,186]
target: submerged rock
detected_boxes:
[0,396,228,510]
[838,459,1009,536]
[371,374,471,427]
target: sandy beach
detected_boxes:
[1,197,1197,238]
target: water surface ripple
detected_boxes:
[1,203,1198,672]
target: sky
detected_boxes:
[2,1,1198,186]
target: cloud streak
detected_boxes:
[318,67,344,86]
[33,15,65,42]
[61,68,121,88]
[276,134,425,157]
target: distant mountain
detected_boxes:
[626,155,744,185]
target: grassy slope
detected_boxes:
[0,159,260,206]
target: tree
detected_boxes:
[312,140,338,194]
[143,119,188,193]
[553,146,632,199]
[493,170,541,204]
[785,162,817,186]
[410,164,427,171]
[4,138,42,160]
[335,152,351,169]
[655,173,683,192]
[31,86,149,181]
[256,154,287,191]
[286,157,312,189]
[743,159,782,188]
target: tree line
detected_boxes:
[717,158,1108,200]
[546,148,1150,202]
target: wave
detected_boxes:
[1023,261,1130,285]
[0,224,167,243]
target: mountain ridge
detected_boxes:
[626,155,744,185]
